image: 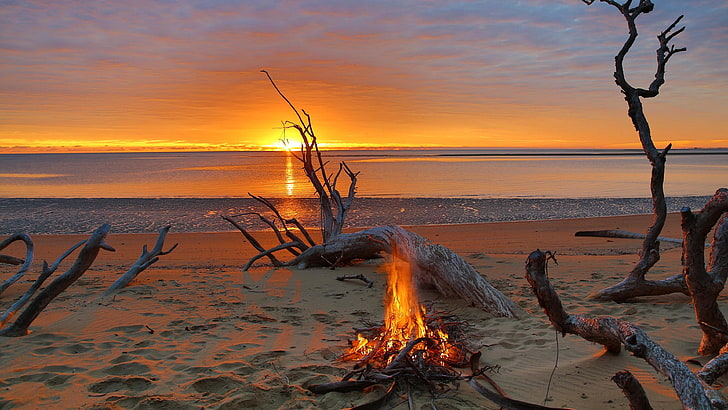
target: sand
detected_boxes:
[0,213,724,409]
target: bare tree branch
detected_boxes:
[681,189,728,354]
[0,224,114,337]
[0,240,85,327]
[0,233,34,296]
[526,249,725,409]
[584,1,689,302]
[103,225,177,296]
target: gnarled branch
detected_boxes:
[526,249,724,409]
[103,225,177,296]
[0,224,114,337]
[682,189,728,355]
[584,1,688,302]
[0,233,34,296]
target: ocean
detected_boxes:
[1,149,726,199]
[0,149,725,234]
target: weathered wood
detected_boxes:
[0,224,114,337]
[0,255,24,265]
[261,70,358,242]
[699,343,728,386]
[682,189,728,355]
[0,233,34,296]
[103,225,177,296]
[581,1,689,302]
[0,240,85,327]
[575,229,684,245]
[291,225,522,318]
[612,370,653,410]
[468,378,575,410]
[526,249,725,409]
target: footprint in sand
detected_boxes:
[187,374,246,395]
[311,312,339,325]
[243,350,287,366]
[88,376,154,393]
[59,342,95,355]
[102,361,152,376]
[8,365,83,387]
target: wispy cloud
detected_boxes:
[0,0,725,150]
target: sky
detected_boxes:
[1,0,727,152]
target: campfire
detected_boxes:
[341,252,472,370]
[308,250,495,407]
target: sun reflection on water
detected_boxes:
[285,152,294,196]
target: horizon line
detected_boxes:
[2,146,727,155]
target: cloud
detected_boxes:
[0,0,725,149]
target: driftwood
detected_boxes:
[526,249,725,409]
[229,72,520,318]
[0,224,115,337]
[291,225,522,318]
[581,0,689,302]
[575,229,684,245]
[336,273,374,288]
[261,70,358,242]
[0,233,34,296]
[611,370,653,410]
[103,225,177,296]
[0,240,85,327]
[682,189,728,355]
[699,343,728,386]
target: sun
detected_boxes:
[261,138,296,152]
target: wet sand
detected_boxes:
[0,196,712,234]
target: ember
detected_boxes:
[308,251,506,408]
[341,250,473,370]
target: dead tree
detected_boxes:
[526,249,726,409]
[0,224,114,337]
[103,225,177,296]
[681,189,728,355]
[581,0,688,301]
[226,72,521,318]
[0,233,34,296]
[262,69,358,243]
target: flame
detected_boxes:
[343,250,465,368]
[384,255,426,347]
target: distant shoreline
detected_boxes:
[1,196,713,235]
[2,147,727,156]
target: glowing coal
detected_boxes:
[342,249,470,369]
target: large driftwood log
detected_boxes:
[0,224,114,337]
[0,233,34,296]
[290,225,522,318]
[526,249,725,409]
[103,225,177,296]
[682,189,728,355]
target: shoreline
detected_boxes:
[0,213,717,409]
[0,195,712,235]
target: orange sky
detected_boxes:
[1,1,726,153]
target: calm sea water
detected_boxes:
[0,149,725,199]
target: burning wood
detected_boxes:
[310,250,486,404]
[342,252,474,370]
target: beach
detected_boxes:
[1,212,721,409]
[0,196,714,235]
